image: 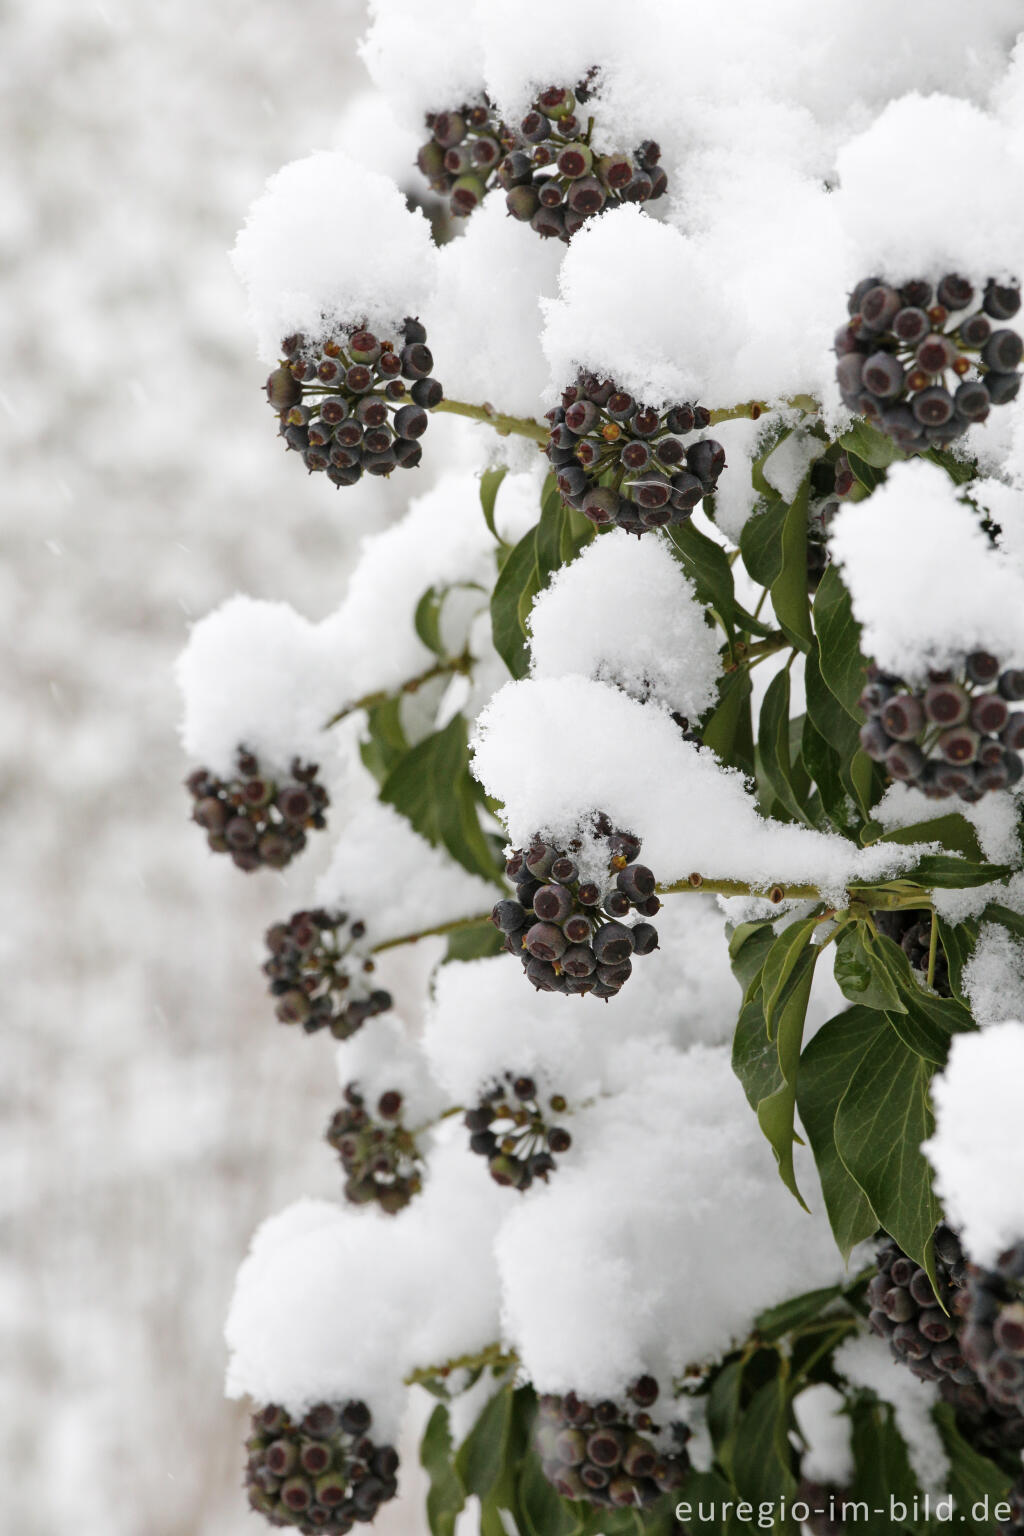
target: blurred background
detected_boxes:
[0,1,441,1528]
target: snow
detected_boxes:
[231,152,438,365]
[359,0,486,134]
[471,676,928,903]
[793,1383,854,1487]
[962,922,1024,1026]
[334,1014,445,1132]
[496,1044,843,1397]
[872,781,1023,867]
[925,1022,1024,1266]
[832,1335,947,1496]
[225,1136,505,1441]
[828,461,1024,679]
[527,530,722,720]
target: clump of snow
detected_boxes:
[177,595,334,777]
[925,1022,1024,1266]
[225,1136,505,1439]
[471,676,927,902]
[330,91,424,189]
[762,430,827,503]
[832,1335,947,1496]
[496,1044,843,1397]
[833,94,1024,286]
[963,923,1024,1026]
[425,196,564,419]
[316,799,496,948]
[793,1383,854,1488]
[358,0,486,133]
[828,461,1024,678]
[231,152,438,364]
[527,530,722,720]
[334,1013,445,1132]
[872,782,1023,867]
[492,464,548,546]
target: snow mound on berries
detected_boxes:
[225,1136,504,1438]
[924,1022,1024,1266]
[317,800,496,948]
[471,677,926,902]
[423,902,738,1105]
[962,923,1024,1026]
[833,94,1024,287]
[318,471,496,705]
[496,1043,842,1396]
[425,196,564,420]
[793,1384,854,1487]
[231,152,438,364]
[359,0,486,133]
[832,1335,947,1495]
[177,596,334,777]
[828,461,1024,677]
[334,1015,445,1131]
[528,530,722,720]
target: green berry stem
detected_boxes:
[727,631,790,670]
[404,1342,520,1388]
[323,649,474,729]
[708,393,820,426]
[428,396,551,443]
[926,908,939,989]
[371,912,496,954]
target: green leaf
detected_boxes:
[936,915,978,999]
[754,1283,845,1342]
[837,419,901,469]
[758,668,812,825]
[414,585,447,658]
[381,715,502,884]
[445,920,505,963]
[673,1470,735,1536]
[757,937,820,1207]
[740,496,788,588]
[536,472,566,584]
[421,1405,467,1536]
[490,525,538,680]
[455,1384,514,1500]
[812,565,868,722]
[728,920,777,1001]
[797,1007,884,1260]
[517,1448,578,1536]
[866,812,984,863]
[866,933,975,1065]
[934,1403,1015,1534]
[899,852,1013,889]
[358,695,409,786]
[480,465,508,543]
[925,445,978,485]
[730,1377,795,1506]
[664,521,770,639]
[761,916,821,1037]
[982,901,1024,942]
[845,450,885,494]
[800,708,856,837]
[833,1024,940,1270]
[845,1397,921,1536]
[702,666,755,779]
[804,644,880,823]
[833,924,904,1013]
[770,478,813,651]
[732,989,784,1109]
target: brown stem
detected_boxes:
[323,651,472,729]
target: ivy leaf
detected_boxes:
[865,933,975,1065]
[754,1282,845,1342]
[732,989,784,1109]
[837,419,901,469]
[757,936,820,1207]
[421,1405,466,1536]
[845,1397,921,1536]
[833,924,904,1013]
[445,920,505,963]
[898,852,1014,889]
[381,715,502,884]
[796,1007,883,1260]
[664,520,771,639]
[982,901,1024,942]
[536,472,567,582]
[455,1384,514,1501]
[490,525,538,679]
[936,914,978,1000]
[770,478,813,651]
[728,921,777,1001]
[414,585,448,658]
[517,1447,578,1536]
[701,666,755,780]
[761,916,821,1037]
[739,496,788,589]
[758,668,813,826]
[479,465,508,544]
[812,565,868,722]
[358,695,408,786]
[833,1024,940,1270]
[864,812,984,863]
[845,451,885,494]
[804,644,880,824]
[730,1377,795,1506]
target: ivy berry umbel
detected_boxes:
[327,1084,422,1214]
[416,80,667,239]
[536,1379,690,1508]
[858,654,1024,802]
[492,817,660,999]
[244,1399,399,1533]
[546,373,726,534]
[463,1074,572,1191]
[960,1242,1024,1419]
[836,274,1022,452]
[186,749,328,871]
[263,909,392,1039]
[867,1228,974,1386]
[264,318,441,488]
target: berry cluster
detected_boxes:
[535,1380,690,1508]
[866,1228,974,1385]
[264,910,391,1040]
[938,1377,1024,1457]
[961,1242,1024,1417]
[416,82,667,240]
[873,909,951,997]
[327,1085,422,1214]
[806,450,856,593]
[858,656,1024,802]
[463,1075,571,1191]
[244,1400,399,1533]
[492,818,660,999]
[546,374,725,533]
[186,750,328,872]
[265,320,441,487]
[836,274,1022,452]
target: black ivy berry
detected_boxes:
[873,909,951,997]
[866,1228,973,1386]
[961,1242,1024,1419]
[464,1074,572,1191]
[546,374,724,534]
[836,274,1022,452]
[265,319,441,489]
[263,910,391,1040]
[494,816,659,999]
[186,748,328,872]
[417,79,667,241]
[244,1399,399,1533]
[327,1084,422,1214]
[858,657,1024,803]
[535,1382,690,1508]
